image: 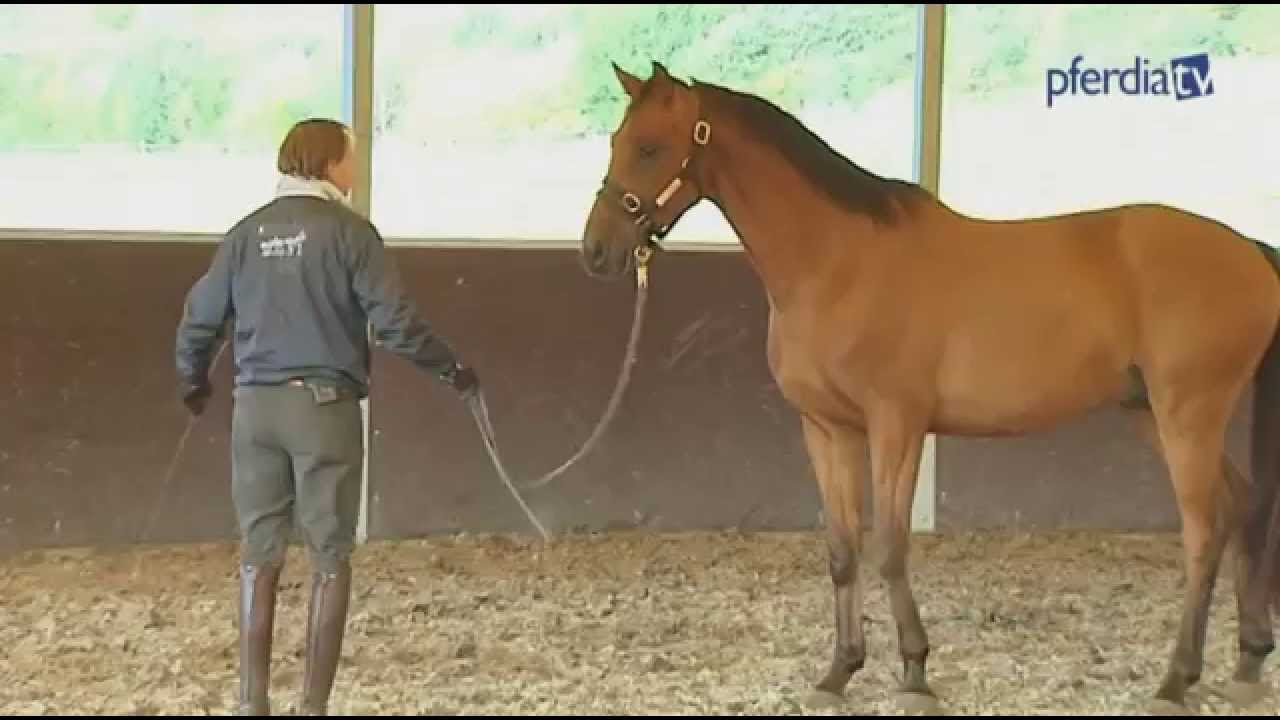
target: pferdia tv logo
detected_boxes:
[1045,53,1215,108]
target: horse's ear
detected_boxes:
[613,62,643,98]
[649,61,679,107]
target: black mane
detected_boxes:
[698,81,928,225]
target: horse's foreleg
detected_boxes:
[801,416,869,703]
[868,412,935,706]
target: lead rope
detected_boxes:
[466,245,654,542]
[138,249,651,554]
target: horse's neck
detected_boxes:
[698,112,871,311]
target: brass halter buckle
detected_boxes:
[634,244,654,289]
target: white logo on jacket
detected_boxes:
[258,228,307,258]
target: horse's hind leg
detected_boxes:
[1146,390,1237,713]
[800,415,870,707]
[1223,455,1273,708]
[1126,404,1244,707]
[1225,330,1280,707]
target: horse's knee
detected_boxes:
[827,536,858,586]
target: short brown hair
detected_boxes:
[277,118,351,180]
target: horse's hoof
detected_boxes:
[804,689,844,710]
[1147,698,1195,716]
[896,691,944,716]
[1213,680,1268,708]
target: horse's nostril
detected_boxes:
[580,245,606,274]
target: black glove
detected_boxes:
[181,382,211,417]
[442,364,479,399]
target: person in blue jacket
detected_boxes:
[175,118,478,715]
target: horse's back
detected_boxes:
[933,201,1276,327]
[978,201,1280,389]
[896,201,1280,434]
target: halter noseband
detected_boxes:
[599,118,713,247]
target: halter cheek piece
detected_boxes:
[599,119,712,246]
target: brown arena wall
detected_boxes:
[0,239,1252,552]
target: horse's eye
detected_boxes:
[638,144,660,159]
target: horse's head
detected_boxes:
[581,61,711,279]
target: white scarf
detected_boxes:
[275,174,351,207]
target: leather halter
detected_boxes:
[597,117,713,247]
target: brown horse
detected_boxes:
[579,61,1280,713]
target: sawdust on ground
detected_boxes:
[0,530,1276,716]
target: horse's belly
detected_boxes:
[932,323,1130,436]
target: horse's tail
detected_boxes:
[1247,239,1280,618]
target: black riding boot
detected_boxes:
[296,566,352,716]
[238,562,282,716]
